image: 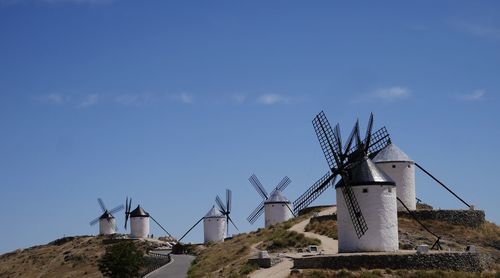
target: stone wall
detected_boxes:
[248,257,282,268]
[398,210,485,228]
[293,252,493,272]
[310,209,486,228]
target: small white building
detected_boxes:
[203,206,226,243]
[373,143,416,211]
[130,205,150,238]
[264,190,294,227]
[99,212,116,235]
[336,156,399,253]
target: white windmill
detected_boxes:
[373,141,416,211]
[89,198,124,235]
[178,189,239,244]
[247,174,295,227]
[305,112,398,252]
[203,206,227,243]
[215,189,239,237]
[124,197,174,239]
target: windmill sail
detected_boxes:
[293,112,391,215]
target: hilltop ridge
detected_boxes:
[0,206,498,278]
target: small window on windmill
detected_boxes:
[388,188,392,193]
[362,188,368,193]
[392,165,396,168]
[408,164,411,168]
[272,204,274,207]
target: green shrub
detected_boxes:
[98,241,144,278]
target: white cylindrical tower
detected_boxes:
[373,143,416,211]
[264,190,294,227]
[336,156,398,253]
[98,212,116,235]
[203,206,226,243]
[130,205,150,238]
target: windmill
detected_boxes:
[124,197,174,240]
[215,189,239,236]
[178,205,227,244]
[373,141,417,210]
[247,174,295,227]
[296,111,399,252]
[89,198,124,235]
[293,111,391,216]
[374,141,472,211]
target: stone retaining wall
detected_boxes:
[398,210,485,228]
[248,257,282,268]
[293,252,493,272]
[309,210,485,228]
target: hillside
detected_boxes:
[0,235,166,278]
[1,207,498,278]
[187,207,500,278]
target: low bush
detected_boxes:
[98,241,144,278]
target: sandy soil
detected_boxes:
[289,206,338,254]
[249,206,337,278]
[250,257,294,278]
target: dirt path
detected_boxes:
[289,206,338,254]
[249,257,293,278]
[249,206,337,278]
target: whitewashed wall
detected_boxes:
[130,217,150,238]
[99,218,116,235]
[203,216,226,243]
[376,161,416,211]
[336,185,398,252]
[264,202,294,227]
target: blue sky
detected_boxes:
[0,0,499,254]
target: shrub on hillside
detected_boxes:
[98,241,144,278]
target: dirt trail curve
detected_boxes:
[250,206,337,278]
[289,206,338,254]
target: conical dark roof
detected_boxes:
[335,156,395,188]
[130,205,150,217]
[99,211,114,220]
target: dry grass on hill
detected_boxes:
[302,215,500,265]
[187,211,322,278]
[305,219,338,240]
[0,236,104,278]
[0,235,165,278]
[398,218,500,261]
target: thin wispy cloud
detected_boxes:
[114,93,153,106]
[40,93,70,105]
[78,94,99,108]
[257,94,290,105]
[353,86,411,103]
[451,20,500,40]
[459,89,486,101]
[172,93,194,104]
[232,94,247,104]
[374,87,411,101]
